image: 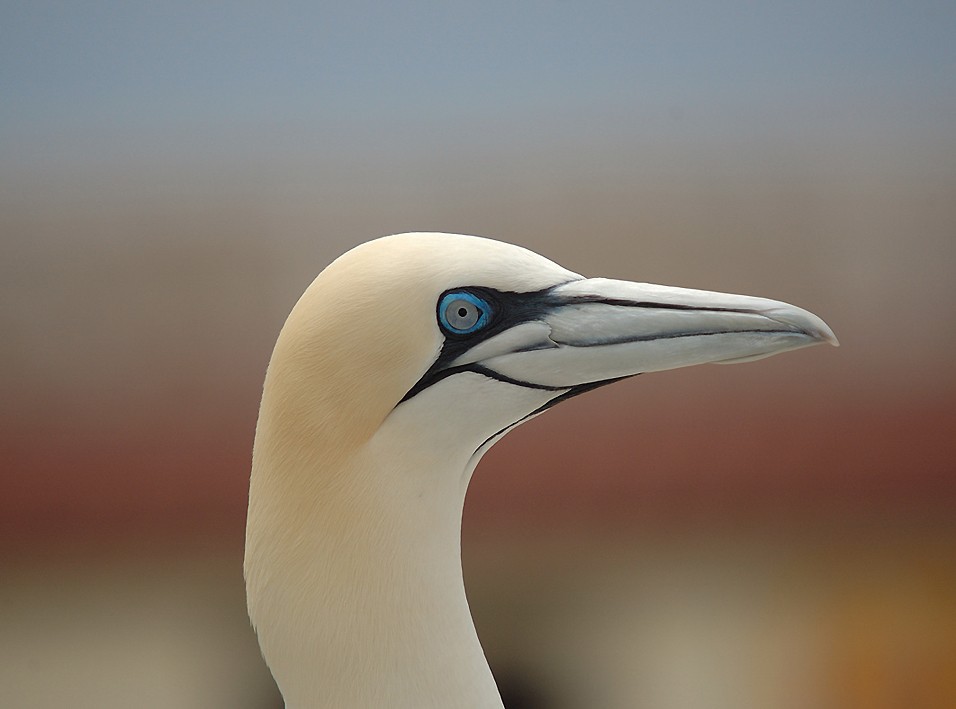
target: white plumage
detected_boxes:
[244,233,837,708]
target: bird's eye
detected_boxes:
[438,291,491,335]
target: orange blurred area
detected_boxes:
[2,3,955,708]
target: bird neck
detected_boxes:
[245,418,504,709]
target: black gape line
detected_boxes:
[471,375,630,457]
[397,280,770,406]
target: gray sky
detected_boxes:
[3,2,954,176]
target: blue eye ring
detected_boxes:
[438,291,491,335]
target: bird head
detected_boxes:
[255,232,837,486]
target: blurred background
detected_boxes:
[2,2,955,708]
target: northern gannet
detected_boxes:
[244,232,837,708]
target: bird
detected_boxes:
[244,232,837,708]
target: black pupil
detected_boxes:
[444,296,485,332]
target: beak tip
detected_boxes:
[805,319,839,348]
[810,320,839,348]
[764,305,838,349]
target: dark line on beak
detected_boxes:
[398,363,564,404]
[472,375,632,455]
[555,328,802,348]
[558,294,762,315]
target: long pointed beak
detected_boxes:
[460,277,838,389]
